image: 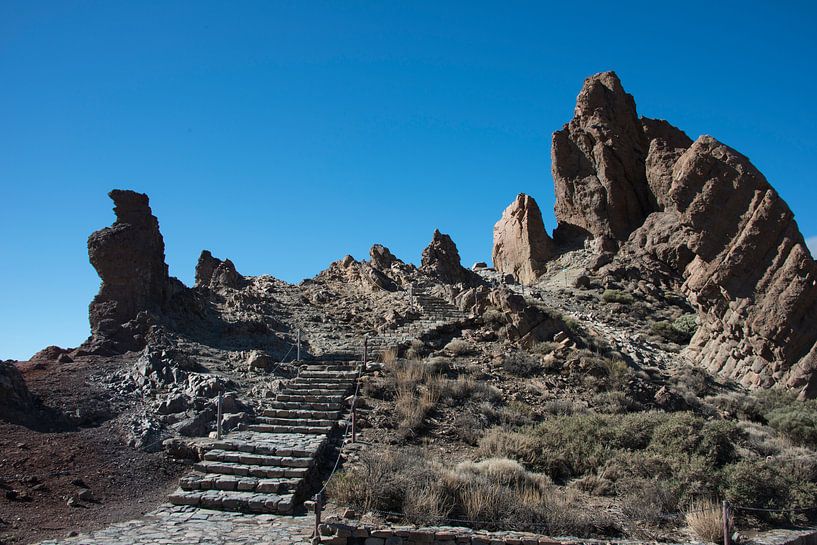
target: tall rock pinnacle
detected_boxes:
[492,193,554,284]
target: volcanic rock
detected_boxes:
[369,244,401,270]
[195,250,244,289]
[492,193,555,284]
[87,190,181,353]
[0,361,36,424]
[551,71,655,246]
[420,229,479,285]
[551,73,817,396]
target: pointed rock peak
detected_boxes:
[493,193,554,284]
[195,250,244,289]
[340,255,358,268]
[421,229,477,285]
[369,244,401,270]
[574,71,636,121]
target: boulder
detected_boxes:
[492,193,555,284]
[420,229,479,285]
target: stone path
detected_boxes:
[168,362,359,514]
[36,504,313,545]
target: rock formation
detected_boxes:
[87,190,181,353]
[492,194,555,284]
[420,230,478,285]
[195,250,244,289]
[369,244,401,270]
[551,71,817,397]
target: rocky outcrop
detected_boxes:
[551,72,817,397]
[492,194,555,284]
[87,190,181,353]
[551,71,655,246]
[0,361,36,424]
[420,230,479,286]
[195,250,244,289]
[370,244,401,270]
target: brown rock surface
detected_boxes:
[551,71,655,245]
[0,361,36,424]
[492,193,555,284]
[550,72,817,396]
[195,250,244,289]
[86,190,180,353]
[369,244,401,270]
[420,229,479,285]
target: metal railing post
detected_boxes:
[296,328,301,361]
[351,399,357,443]
[722,500,732,545]
[314,493,322,537]
[363,336,368,366]
[216,391,223,440]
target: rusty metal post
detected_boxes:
[216,391,223,440]
[722,500,732,545]
[351,398,357,443]
[314,493,322,537]
[296,328,301,361]
[363,336,368,366]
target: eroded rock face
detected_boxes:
[552,73,817,396]
[420,229,478,285]
[195,250,244,289]
[87,190,178,353]
[492,194,555,284]
[552,71,655,246]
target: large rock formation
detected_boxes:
[492,193,555,284]
[552,72,817,397]
[87,190,181,353]
[195,250,244,290]
[420,230,478,285]
[551,71,656,246]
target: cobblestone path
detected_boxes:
[36,504,314,545]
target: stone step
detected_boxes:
[248,423,334,435]
[209,434,325,457]
[256,416,337,427]
[180,473,298,494]
[300,364,359,372]
[194,460,309,480]
[203,449,315,469]
[285,381,353,390]
[261,408,341,419]
[276,393,346,403]
[298,371,358,380]
[168,489,295,514]
[268,400,343,411]
[280,387,350,396]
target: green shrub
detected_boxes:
[724,460,790,514]
[602,289,634,304]
[502,352,542,376]
[648,413,739,467]
[673,313,698,338]
[652,320,692,344]
[767,407,817,448]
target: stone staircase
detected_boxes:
[168,362,359,514]
[321,282,469,360]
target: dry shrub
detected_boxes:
[444,338,475,356]
[380,346,399,365]
[686,499,730,543]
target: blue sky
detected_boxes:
[1,1,816,360]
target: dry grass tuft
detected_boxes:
[380,346,399,365]
[686,499,730,543]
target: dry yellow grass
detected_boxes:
[686,499,730,544]
[380,346,398,365]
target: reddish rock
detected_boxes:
[492,193,555,284]
[369,244,401,270]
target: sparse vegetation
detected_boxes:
[686,499,730,544]
[602,289,634,304]
[502,352,542,376]
[652,315,697,344]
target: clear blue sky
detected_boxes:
[1,1,816,360]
